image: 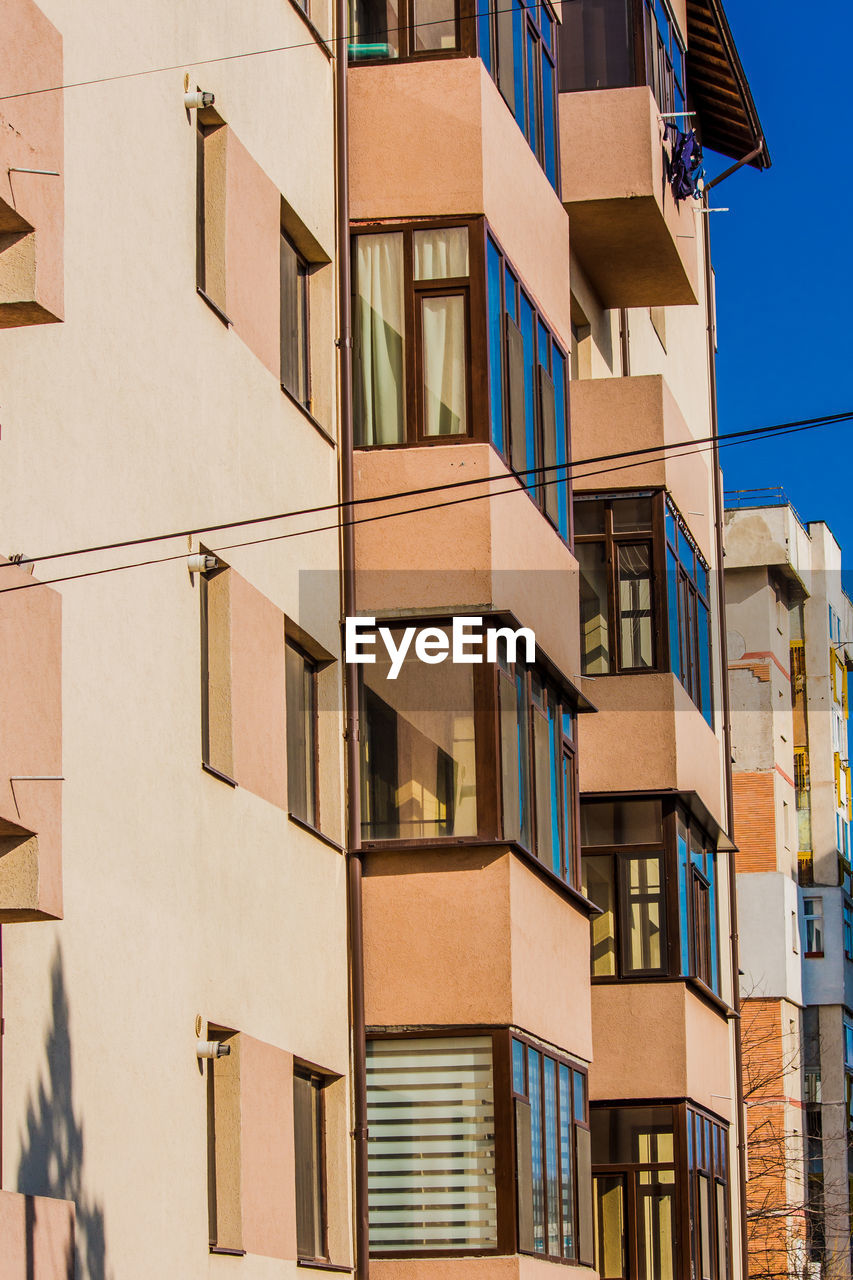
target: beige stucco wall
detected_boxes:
[0,2,348,1277]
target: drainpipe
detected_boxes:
[701,143,764,1279]
[334,10,369,1279]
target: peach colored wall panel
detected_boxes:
[684,991,733,1120]
[225,132,282,379]
[349,59,570,344]
[559,86,698,307]
[354,444,579,679]
[0,0,63,326]
[371,1255,592,1279]
[239,1036,297,1261]
[0,560,62,920]
[229,571,287,810]
[0,1190,75,1280]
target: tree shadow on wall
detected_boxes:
[16,944,111,1280]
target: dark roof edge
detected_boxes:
[690,0,772,170]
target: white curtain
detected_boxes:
[422,295,467,436]
[413,226,469,280]
[354,232,406,445]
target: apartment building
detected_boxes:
[726,495,853,1279]
[0,0,771,1277]
[0,0,351,1275]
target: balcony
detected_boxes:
[571,374,714,560]
[354,443,580,679]
[363,845,593,1059]
[559,86,699,308]
[349,56,570,340]
[0,559,62,921]
[590,981,731,1117]
[0,0,63,327]
[0,1189,75,1279]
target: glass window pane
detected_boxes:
[366,1036,497,1252]
[533,695,560,874]
[512,1037,526,1094]
[511,0,526,128]
[559,1065,574,1257]
[539,367,560,527]
[529,1049,545,1253]
[500,672,523,842]
[414,227,469,279]
[552,352,569,539]
[349,0,401,57]
[594,1175,625,1279]
[544,1057,560,1255]
[562,750,576,887]
[697,600,712,727]
[574,499,606,537]
[353,232,406,445]
[591,1107,674,1165]
[583,855,617,977]
[577,541,611,675]
[612,496,652,533]
[618,543,653,669]
[361,629,477,839]
[625,855,664,974]
[698,1174,712,1280]
[286,643,316,825]
[519,295,538,488]
[542,58,556,185]
[294,1073,325,1261]
[573,1070,586,1123]
[666,547,681,680]
[716,1181,728,1280]
[581,799,663,847]
[487,238,504,453]
[639,1187,674,1280]
[421,295,467,436]
[281,236,309,406]
[678,526,695,577]
[412,0,458,51]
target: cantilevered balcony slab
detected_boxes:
[363,845,593,1062]
[354,442,581,683]
[559,86,699,308]
[571,373,714,564]
[590,981,732,1120]
[578,673,726,832]
[349,57,571,346]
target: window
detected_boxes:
[581,797,722,995]
[358,619,581,894]
[366,1035,498,1254]
[845,900,853,961]
[487,235,570,539]
[280,232,310,408]
[844,1020,853,1069]
[366,1031,592,1260]
[513,1036,593,1263]
[294,1069,327,1262]
[286,640,318,826]
[665,497,713,725]
[687,1108,729,1280]
[200,563,235,782]
[353,224,471,447]
[592,1106,676,1280]
[349,0,559,188]
[558,0,633,93]
[803,898,824,957]
[575,494,657,674]
[196,115,228,321]
[642,0,686,122]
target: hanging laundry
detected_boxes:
[665,124,705,203]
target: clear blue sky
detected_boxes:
[708,0,853,555]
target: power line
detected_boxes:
[0,411,846,596]
[5,410,851,571]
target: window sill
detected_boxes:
[288,811,344,853]
[281,384,336,447]
[297,1262,352,1274]
[209,1246,246,1256]
[197,286,232,327]
[202,762,238,788]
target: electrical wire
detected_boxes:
[5,409,851,571]
[0,410,846,596]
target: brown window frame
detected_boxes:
[581,796,724,998]
[574,490,666,676]
[294,1066,329,1265]
[286,638,320,830]
[365,1026,589,1262]
[357,613,582,894]
[280,230,311,411]
[348,0,477,64]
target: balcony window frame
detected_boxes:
[581,796,723,997]
[365,1026,589,1261]
[294,1067,329,1265]
[357,612,583,891]
[348,0,476,64]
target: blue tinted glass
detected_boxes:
[526,28,537,151]
[678,526,694,578]
[562,707,574,741]
[665,505,676,548]
[677,824,690,973]
[544,1057,559,1255]
[512,1037,526,1093]
[552,352,569,539]
[655,0,670,49]
[541,5,553,49]
[520,295,537,489]
[549,698,561,877]
[542,58,556,186]
[528,1048,545,1253]
[512,0,526,130]
[696,559,708,599]
[708,852,720,992]
[538,319,549,369]
[573,1069,585,1122]
[698,600,712,727]
[517,669,532,850]
[667,546,681,679]
[487,238,505,454]
[686,1109,693,1166]
[477,0,492,73]
[504,265,518,324]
